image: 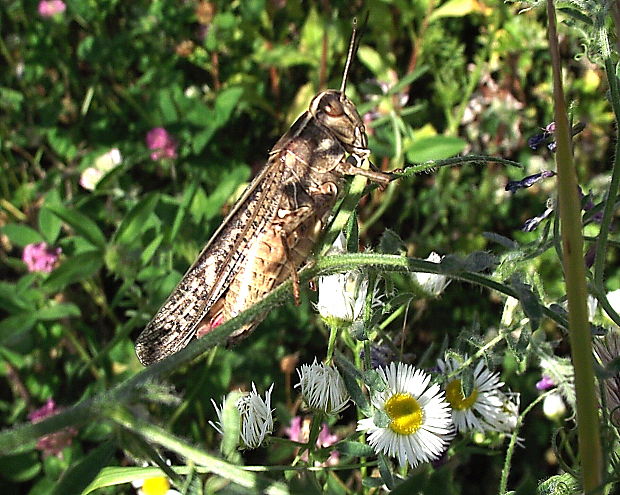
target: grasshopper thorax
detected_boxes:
[308,89,368,153]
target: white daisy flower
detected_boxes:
[131,475,180,495]
[211,383,274,449]
[317,233,368,326]
[437,357,518,433]
[296,359,350,415]
[356,362,453,468]
[412,252,450,298]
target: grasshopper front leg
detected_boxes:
[335,156,395,187]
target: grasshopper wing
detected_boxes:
[135,157,287,365]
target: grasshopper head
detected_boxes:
[309,89,368,153]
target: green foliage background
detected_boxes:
[0,0,617,494]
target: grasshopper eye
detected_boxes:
[323,99,344,117]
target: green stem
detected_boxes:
[326,323,339,364]
[547,2,603,492]
[499,392,551,493]
[0,252,573,454]
[593,34,620,287]
[108,406,289,495]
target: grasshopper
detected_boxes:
[135,22,394,366]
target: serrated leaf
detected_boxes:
[462,251,498,272]
[483,232,518,249]
[378,229,406,255]
[510,278,543,331]
[45,205,106,249]
[43,251,103,292]
[1,224,43,247]
[406,135,466,162]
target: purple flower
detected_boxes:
[521,206,553,232]
[360,344,395,369]
[38,0,66,17]
[28,399,78,458]
[22,242,61,273]
[146,127,177,161]
[527,121,585,152]
[536,375,555,391]
[505,170,556,193]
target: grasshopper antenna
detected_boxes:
[340,13,368,95]
[340,20,357,95]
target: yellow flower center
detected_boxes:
[384,393,423,435]
[142,476,170,495]
[445,379,478,410]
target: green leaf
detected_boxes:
[378,454,394,490]
[336,354,371,416]
[429,0,479,21]
[141,234,164,266]
[45,128,78,160]
[43,251,104,292]
[39,206,63,245]
[36,303,81,320]
[167,183,198,244]
[405,135,466,162]
[0,282,31,313]
[345,212,359,253]
[378,229,406,255]
[0,451,41,483]
[214,87,243,127]
[358,46,389,79]
[0,86,24,113]
[336,441,375,457]
[510,278,543,331]
[81,467,169,494]
[52,441,115,495]
[157,87,180,123]
[0,313,38,344]
[1,224,43,247]
[112,193,159,246]
[390,468,431,494]
[45,205,106,249]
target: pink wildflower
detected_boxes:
[536,375,555,391]
[284,416,340,466]
[28,399,78,458]
[38,0,66,17]
[146,127,177,161]
[22,242,61,273]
